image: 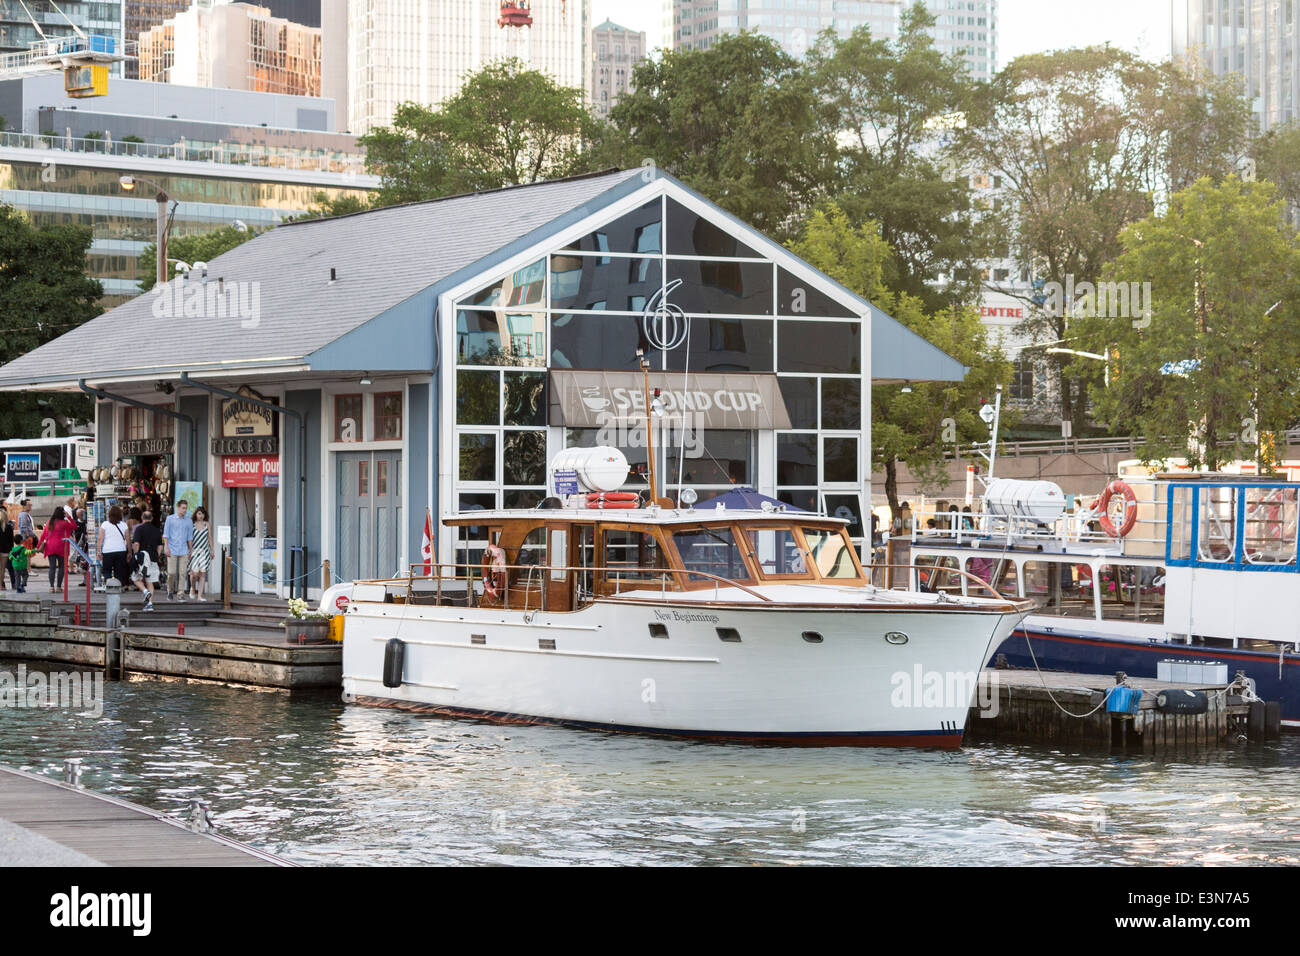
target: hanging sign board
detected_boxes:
[119,437,174,457]
[221,455,280,488]
[221,386,276,438]
[4,452,39,483]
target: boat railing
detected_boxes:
[350,561,776,612]
[909,510,1165,554]
[352,558,1017,610]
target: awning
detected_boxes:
[549,370,792,430]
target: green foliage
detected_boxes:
[1073,177,1300,469]
[362,59,602,206]
[137,224,259,292]
[792,204,1009,511]
[807,5,985,309]
[607,33,835,242]
[964,47,1254,430]
[0,205,102,437]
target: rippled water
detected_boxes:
[1,661,1297,866]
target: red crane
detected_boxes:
[498,1,532,28]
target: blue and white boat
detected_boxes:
[908,464,1300,729]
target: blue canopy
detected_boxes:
[693,487,807,512]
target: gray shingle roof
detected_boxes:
[0,168,645,387]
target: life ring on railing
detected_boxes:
[1097,480,1138,537]
[586,491,639,509]
[482,544,507,600]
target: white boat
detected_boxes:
[336,449,1030,748]
[908,465,1300,728]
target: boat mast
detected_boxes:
[638,349,659,501]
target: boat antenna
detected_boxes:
[974,384,1002,489]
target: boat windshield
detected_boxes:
[802,527,861,580]
[671,526,755,584]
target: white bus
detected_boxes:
[0,436,96,484]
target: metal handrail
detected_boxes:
[401,560,777,605]
[867,562,1020,603]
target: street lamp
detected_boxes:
[1046,346,1110,388]
[119,174,173,288]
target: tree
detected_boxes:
[0,206,102,436]
[1072,177,1300,469]
[965,47,1253,431]
[1252,121,1300,226]
[807,5,985,310]
[362,59,602,206]
[607,33,834,242]
[791,204,1009,518]
[137,224,259,292]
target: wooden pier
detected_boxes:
[0,594,340,689]
[0,764,289,866]
[967,668,1282,753]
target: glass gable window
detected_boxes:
[777,320,861,373]
[665,198,760,258]
[561,200,662,255]
[666,258,774,315]
[776,267,858,318]
[451,193,868,532]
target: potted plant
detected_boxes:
[284,597,332,644]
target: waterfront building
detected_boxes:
[1172,0,1300,130]
[338,0,589,134]
[0,168,965,597]
[671,0,998,76]
[138,2,322,97]
[590,19,645,119]
[0,73,374,302]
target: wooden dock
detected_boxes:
[967,667,1282,753]
[0,764,289,866]
[0,595,340,689]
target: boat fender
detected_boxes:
[382,638,405,689]
[1155,688,1208,714]
[1097,480,1138,537]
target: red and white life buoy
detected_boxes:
[482,543,507,600]
[1097,480,1138,537]
[586,491,639,509]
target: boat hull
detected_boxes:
[341,600,1023,748]
[995,626,1300,728]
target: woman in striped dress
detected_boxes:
[188,506,212,601]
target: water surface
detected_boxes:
[1,662,1296,866]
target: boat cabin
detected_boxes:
[417,509,867,612]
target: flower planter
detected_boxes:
[284,618,332,645]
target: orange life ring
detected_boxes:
[1097,480,1138,537]
[482,544,507,600]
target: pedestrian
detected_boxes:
[131,509,162,611]
[162,499,193,601]
[8,537,33,593]
[36,506,77,592]
[0,510,12,591]
[95,505,130,589]
[188,506,211,601]
[16,499,35,548]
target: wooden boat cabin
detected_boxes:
[427,510,869,612]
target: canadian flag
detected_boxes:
[420,508,434,576]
